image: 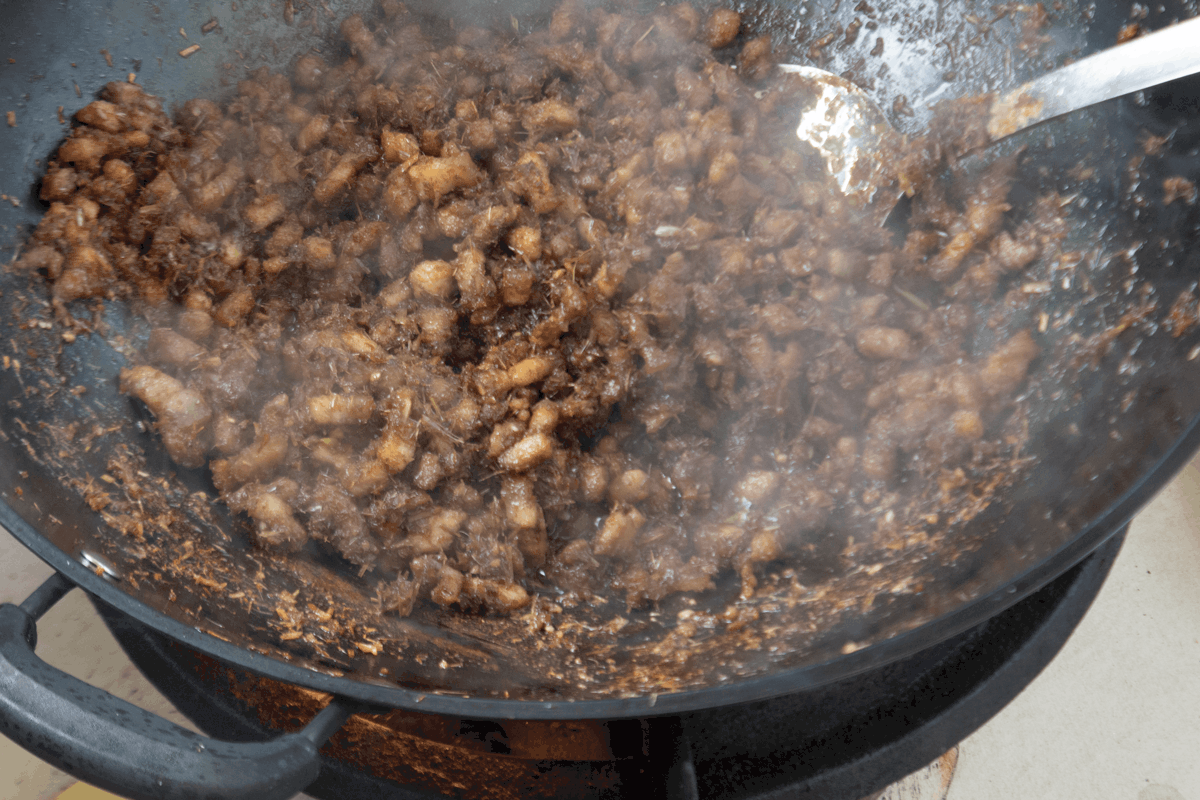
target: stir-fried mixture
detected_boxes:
[17,0,1057,617]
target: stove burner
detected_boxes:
[95,529,1123,800]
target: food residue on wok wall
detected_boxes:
[13,0,1102,648]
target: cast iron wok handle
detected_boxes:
[0,572,356,800]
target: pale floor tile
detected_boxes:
[0,535,196,800]
[2,457,1199,799]
[1,541,73,800]
[949,458,1200,800]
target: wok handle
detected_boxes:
[0,572,355,800]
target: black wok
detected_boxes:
[1,0,1199,796]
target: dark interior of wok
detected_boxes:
[2,0,1200,702]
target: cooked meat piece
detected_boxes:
[227,479,307,553]
[118,366,212,468]
[703,8,741,48]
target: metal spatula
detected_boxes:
[778,16,1200,224]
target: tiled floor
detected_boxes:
[947,455,1200,800]
[2,457,1199,800]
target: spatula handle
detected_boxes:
[988,16,1200,139]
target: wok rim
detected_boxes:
[1,0,1196,721]
[3,409,1197,720]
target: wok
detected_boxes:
[1,0,1199,795]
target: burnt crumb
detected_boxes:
[1166,288,1200,338]
[1141,132,1169,156]
[1163,176,1196,206]
[1117,22,1141,42]
[845,18,863,44]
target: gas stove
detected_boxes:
[81,529,1121,800]
[7,459,1200,800]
